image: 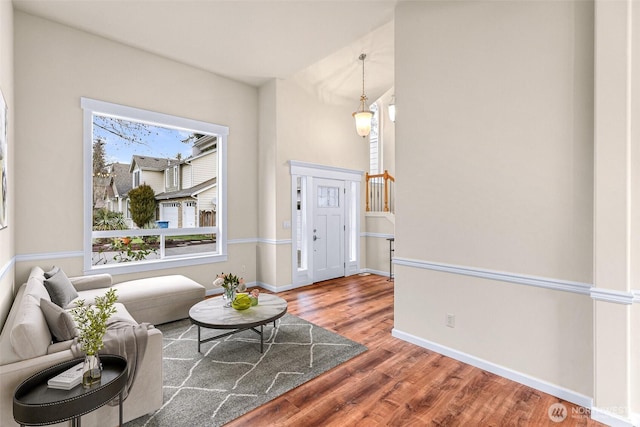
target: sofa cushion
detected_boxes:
[40,299,77,342]
[44,268,78,308]
[10,294,52,360]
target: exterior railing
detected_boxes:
[365,170,395,213]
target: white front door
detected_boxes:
[313,178,345,282]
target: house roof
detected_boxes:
[130,155,179,172]
[155,177,217,201]
[109,162,132,197]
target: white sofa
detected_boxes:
[0,266,206,427]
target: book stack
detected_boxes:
[47,362,84,390]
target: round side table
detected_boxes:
[13,355,127,427]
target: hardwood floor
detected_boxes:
[226,274,604,427]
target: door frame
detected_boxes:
[289,161,363,288]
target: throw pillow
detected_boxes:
[44,266,60,279]
[44,268,79,308]
[40,299,78,342]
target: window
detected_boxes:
[82,98,228,273]
[369,102,381,174]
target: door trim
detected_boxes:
[289,161,363,288]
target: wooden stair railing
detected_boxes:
[365,170,395,213]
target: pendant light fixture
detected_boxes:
[352,53,373,138]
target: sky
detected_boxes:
[93,115,194,165]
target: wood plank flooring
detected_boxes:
[226,274,604,427]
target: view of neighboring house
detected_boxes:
[104,135,218,229]
[104,162,133,227]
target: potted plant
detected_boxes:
[71,288,118,387]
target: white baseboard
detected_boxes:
[361,268,392,278]
[591,407,635,427]
[392,328,593,410]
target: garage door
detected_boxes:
[161,202,179,228]
[184,201,196,228]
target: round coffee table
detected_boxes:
[13,355,127,427]
[189,293,288,353]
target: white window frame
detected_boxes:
[369,101,382,175]
[82,97,229,274]
[173,165,179,188]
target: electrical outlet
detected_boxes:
[446,314,455,328]
[241,264,246,273]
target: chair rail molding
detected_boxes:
[393,257,592,296]
[0,258,14,281]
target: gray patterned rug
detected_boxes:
[125,313,367,426]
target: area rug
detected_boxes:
[125,313,367,427]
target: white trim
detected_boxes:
[361,268,390,277]
[80,98,229,136]
[289,160,364,181]
[289,161,362,287]
[590,288,634,305]
[228,238,258,245]
[392,328,593,410]
[361,232,394,239]
[255,281,290,292]
[87,254,228,275]
[14,250,227,275]
[81,97,229,274]
[365,211,394,218]
[16,251,84,262]
[257,238,292,245]
[590,407,634,427]
[634,290,640,303]
[394,257,592,296]
[0,257,14,281]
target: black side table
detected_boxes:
[13,355,127,427]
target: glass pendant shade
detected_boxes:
[353,53,372,138]
[353,110,373,138]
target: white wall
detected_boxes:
[12,11,258,290]
[0,0,14,329]
[395,0,594,400]
[256,78,370,288]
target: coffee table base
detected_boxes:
[196,320,278,353]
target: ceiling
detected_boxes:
[13,0,396,105]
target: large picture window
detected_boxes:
[82,98,228,273]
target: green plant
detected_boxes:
[71,289,118,356]
[111,238,157,263]
[93,208,128,231]
[128,184,157,228]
